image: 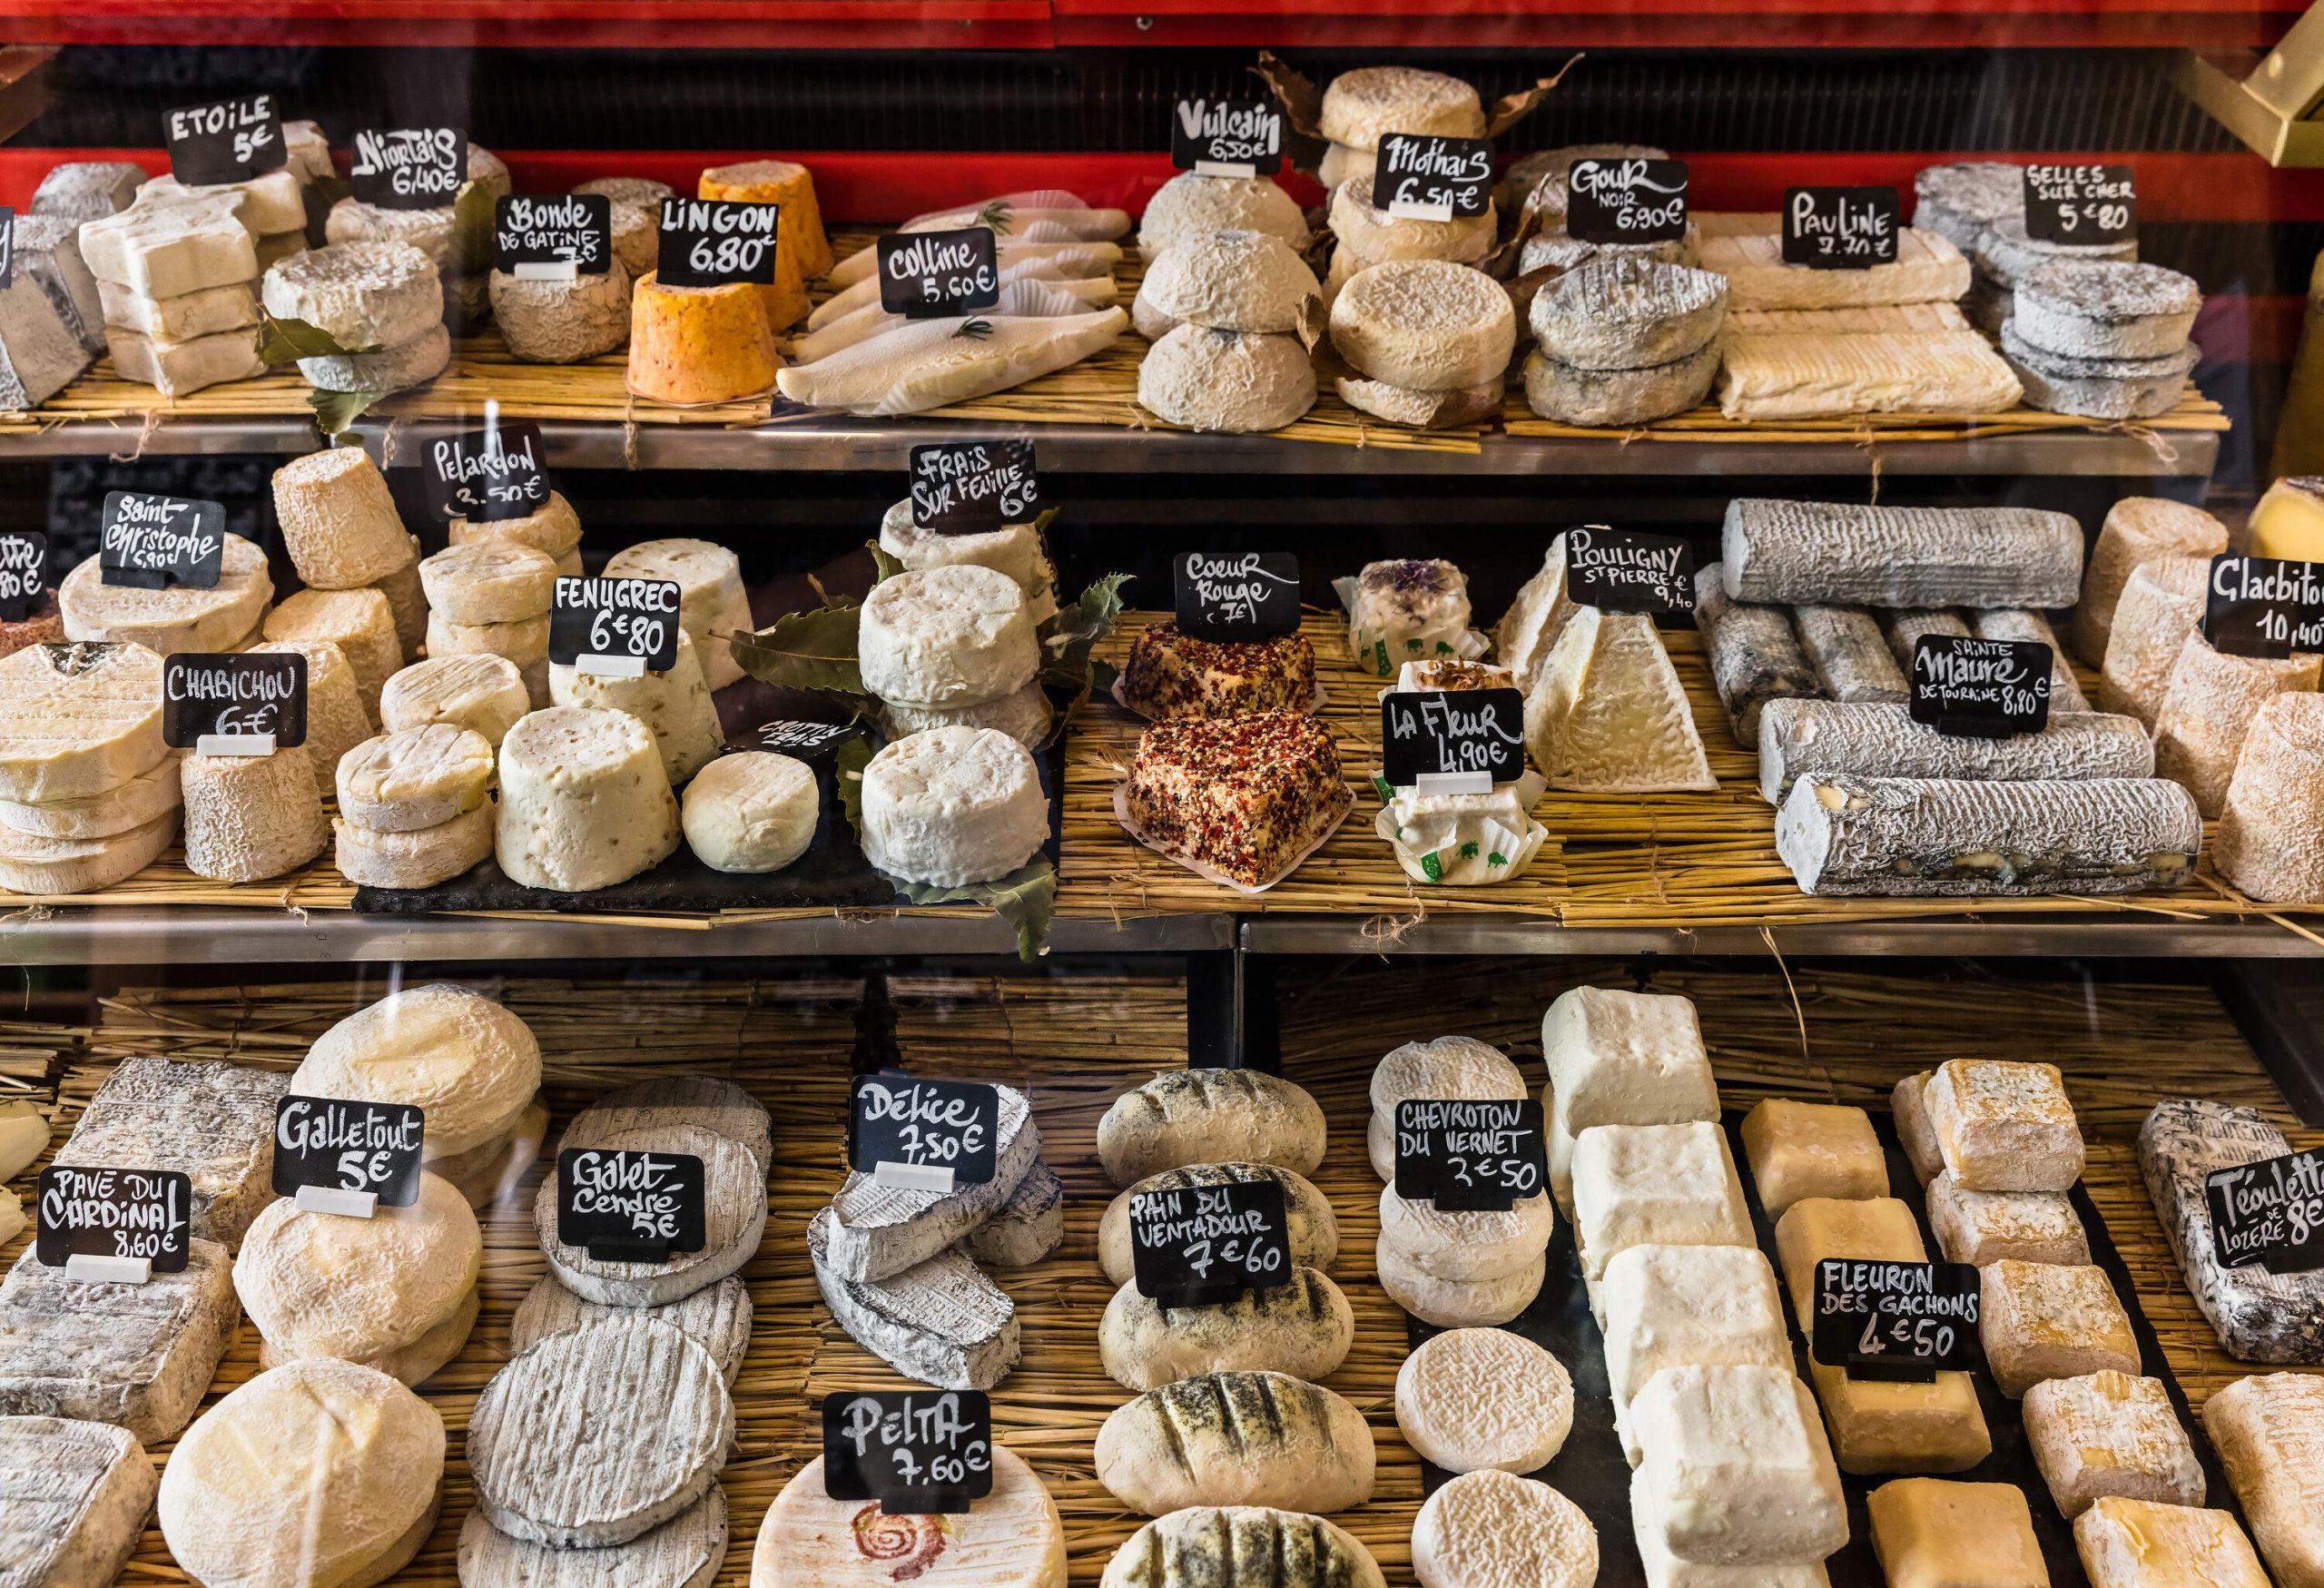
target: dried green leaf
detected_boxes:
[976,200,1014,236]
[260,313,371,368]
[450,178,497,275]
[309,387,386,440]
[866,538,905,585]
[1034,571,1132,747]
[889,858,1057,962]
[730,602,869,698]
[834,730,872,839]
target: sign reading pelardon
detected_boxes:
[2204,1148,2324,1275]
[556,1147,708,1262]
[271,1095,426,1211]
[1561,526,1695,616]
[496,194,614,278]
[100,490,224,591]
[163,94,285,187]
[1175,551,1300,643]
[348,127,467,210]
[822,1390,994,1515]
[1171,97,1285,177]
[427,421,550,522]
[1782,185,1900,269]
[1909,635,2053,739]
[2024,163,2136,246]
[549,576,682,676]
[909,440,1039,534]
[35,1165,192,1273]
[848,1072,999,1194]
[1373,133,1492,222]
[1380,688,1526,790]
[657,197,780,288]
[877,227,1000,319]
[1393,1098,1546,1212]
[1810,1258,1981,1383]
[1566,156,1690,245]
[1128,1177,1292,1307]
[2201,552,2324,660]
[162,651,308,756]
[0,531,42,623]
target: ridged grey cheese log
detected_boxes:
[510,1274,753,1386]
[1756,700,2155,804]
[1969,607,2090,711]
[535,1123,767,1307]
[1881,607,1970,673]
[1101,1506,1387,1588]
[1099,1267,1354,1391]
[0,1240,238,1444]
[0,1415,156,1588]
[1722,498,2083,609]
[2138,1099,2324,1365]
[1693,562,1818,749]
[1791,604,1906,704]
[558,1076,773,1176]
[458,1486,726,1588]
[808,1208,1019,1389]
[1096,1371,1375,1516]
[0,267,94,409]
[1099,1162,1341,1286]
[49,1058,287,1250]
[2014,260,2200,361]
[960,1159,1065,1267]
[821,1082,1037,1282]
[468,1317,734,1548]
[1776,774,2200,896]
[14,212,105,356]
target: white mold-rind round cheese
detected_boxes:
[881,678,1054,749]
[1411,1469,1597,1588]
[1530,255,1727,371]
[458,1486,726,1588]
[292,981,542,1158]
[1319,66,1485,150]
[233,1168,480,1362]
[0,640,170,804]
[419,538,558,626]
[449,491,585,561]
[380,653,532,746]
[491,261,633,364]
[262,240,442,351]
[1378,1185,1554,1282]
[1329,258,1514,390]
[858,723,1048,887]
[1377,1234,1546,1328]
[1137,173,1310,260]
[495,705,681,892]
[877,498,1042,591]
[510,1273,753,1386]
[1137,325,1317,433]
[336,723,494,831]
[860,566,1039,710]
[680,751,817,873]
[0,804,176,895]
[298,321,451,394]
[59,535,272,656]
[1135,229,1320,336]
[1395,1326,1575,1474]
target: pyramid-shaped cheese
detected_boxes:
[1493,533,1582,690]
[1525,607,1715,792]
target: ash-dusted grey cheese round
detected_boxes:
[860,564,1039,710]
[1330,175,1496,267]
[262,240,442,352]
[535,1122,767,1307]
[491,261,633,364]
[1377,1234,1545,1328]
[1135,230,1319,337]
[299,321,451,394]
[1913,162,2024,252]
[1329,258,1514,390]
[468,1317,734,1548]
[1517,222,1701,277]
[510,1273,753,1386]
[1530,255,1727,371]
[1522,340,1719,426]
[1100,1161,1341,1285]
[1097,1371,1375,1516]
[1395,1326,1574,1474]
[1101,1505,1387,1588]
[1138,324,1317,433]
[1099,1069,1327,1187]
[963,1159,1067,1267]
[1971,212,2137,287]
[2014,260,2200,360]
[808,1209,1020,1390]
[0,1237,236,1444]
[682,751,818,873]
[459,1488,726,1588]
[558,1075,773,1174]
[1099,1267,1354,1391]
[1137,173,1310,260]
[1507,143,1669,218]
[0,1415,156,1588]
[859,724,1048,887]
[2000,320,2197,420]
[820,1080,1038,1283]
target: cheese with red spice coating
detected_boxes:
[1124,712,1351,888]
[1118,622,1316,719]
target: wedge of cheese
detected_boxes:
[776,309,1127,418]
[1524,607,1714,792]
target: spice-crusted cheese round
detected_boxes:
[858,723,1047,887]
[859,565,1039,710]
[602,538,753,691]
[681,751,817,873]
[1330,175,1496,267]
[1329,259,1514,390]
[337,723,494,831]
[233,1169,480,1362]
[1135,230,1320,338]
[1118,622,1317,721]
[1137,173,1309,261]
[261,240,442,352]
[550,627,724,785]
[495,705,680,892]
[876,498,1042,591]
[270,447,418,592]
[1137,325,1317,434]
[59,534,271,656]
[380,653,531,746]
[1395,1327,1575,1474]
[292,981,542,1158]
[0,641,170,803]
[419,538,558,626]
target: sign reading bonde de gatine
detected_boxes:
[2205,1148,2324,1274]
[495,194,614,277]
[822,1390,995,1515]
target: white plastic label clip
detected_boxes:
[196,732,275,756]
[873,1160,955,1193]
[295,1185,378,1218]
[64,1253,151,1285]
[576,654,646,677]
[1413,770,1493,796]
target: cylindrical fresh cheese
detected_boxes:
[681,751,817,873]
[860,565,1039,710]
[0,640,171,803]
[881,678,1053,749]
[59,534,272,656]
[233,1169,480,1366]
[369,557,426,663]
[294,982,541,1158]
[426,611,550,666]
[337,723,495,831]
[448,489,585,560]
[419,538,557,626]
[859,724,1047,887]
[298,320,451,393]
[2071,498,2227,667]
[753,1447,1063,1588]
[271,447,418,591]
[182,745,330,882]
[1377,1235,1546,1327]
[248,639,370,784]
[1321,65,1484,146]
[603,538,753,691]
[1378,1184,1553,1283]
[1138,173,1309,260]
[549,627,723,785]
[495,705,680,892]
[877,498,1041,590]
[0,750,179,840]
[626,272,781,406]
[1138,325,1317,433]
[379,653,530,746]
[157,1360,445,1588]
[0,806,177,896]
[1330,257,1514,390]
[1329,176,1496,266]
[263,586,403,709]
[261,241,442,352]
[1135,230,1319,337]
[490,261,632,364]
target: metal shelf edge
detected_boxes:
[1237,913,2324,958]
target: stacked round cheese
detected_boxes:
[860,565,1047,746]
[878,497,1059,628]
[421,535,558,707]
[550,627,723,785]
[380,652,531,747]
[0,640,181,894]
[496,705,681,891]
[332,722,496,889]
[1136,230,1322,435]
[859,723,1048,886]
[1324,168,1496,315]
[264,240,448,395]
[1137,172,1308,261]
[324,141,508,326]
[58,532,272,656]
[1315,65,1487,192]
[1329,257,1513,428]
[271,446,424,661]
[1370,1035,1551,1327]
[449,489,586,578]
[1525,255,1728,426]
[602,538,753,689]
[2001,260,2202,420]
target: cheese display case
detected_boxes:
[0,9,2322,1588]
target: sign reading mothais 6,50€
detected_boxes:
[848,1072,1000,1193]
[657,198,781,288]
[822,1390,995,1515]
[1372,133,1493,222]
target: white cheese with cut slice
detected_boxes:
[1524,606,1714,792]
[819,1081,1037,1282]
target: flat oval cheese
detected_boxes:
[337,723,495,832]
[751,1446,1064,1588]
[510,1273,753,1386]
[459,1485,727,1588]
[292,982,542,1159]
[0,641,170,804]
[59,535,271,656]
[0,1414,155,1588]
[235,1169,481,1361]
[557,1075,773,1175]
[536,1122,766,1307]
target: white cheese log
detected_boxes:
[1693,564,1817,749]
[1755,699,2154,804]
[1722,498,2083,608]
[807,240,1122,329]
[1791,603,1906,703]
[549,628,724,786]
[494,705,681,892]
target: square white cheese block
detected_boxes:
[1542,985,1719,1137]
[1601,1243,1795,1462]
[1631,1363,1847,1567]
[1572,1120,1753,1282]
[1630,1471,1832,1588]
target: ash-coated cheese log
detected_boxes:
[1755,699,2153,804]
[1776,774,2201,897]
[0,1415,156,1588]
[1880,607,1966,672]
[1791,603,1906,704]
[1970,607,2090,710]
[1101,1506,1386,1588]
[808,1209,1019,1389]
[961,1159,1065,1267]
[1099,1161,1340,1284]
[1722,498,2083,609]
[1099,1267,1354,1391]
[820,1081,1037,1282]
[2137,1099,2324,1365]
[1097,1370,1374,1516]
[1692,563,1818,749]
[1098,1068,1327,1186]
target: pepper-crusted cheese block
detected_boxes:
[419,538,556,626]
[1413,1471,1598,1588]
[550,627,723,785]
[603,538,753,690]
[50,1057,286,1249]
[59,534,271,655]
[2073,1498,2271,1588]
[448,490,585,561]
[1630,1364,1846,1566]
[1694,564,1817,748]
[2152,634,2320,816]
[1098,1371,1374,1516]
[2024,1371,2204,1518]
[626,271,781,406]
[859,723,1047,887]
[0,1239,237,1442]
[1118,623,1317,720]
[1100,1163,1338,1283]
[1526,607,1715,793]
[496,705,680,891]
[2216,693,2324,902]
[380,653,531,747]
[1122,711,1352,890]
[78,192,255,298]
[0,1415,156,1588]
[182,745,329,882]
[1724,498,2083,608]
[755,1446,1064,1588]
[491,261,633,364]
[292,981,541,1159]
[2098,555,2210,726]
[683,751,818,873]
[1394,1327,1574,1475]
[1756,700,2153,804]
[1600,1243,1791,1460]
[157,1359,446,1588]
[1099,1267,1354,1391]
[261,241,441,351]
[1700,216,1972,309]
[2137,1099,2324,1364]
[2073,498,2229,666]
[262,586,401,708]
[820,1082,1036,1282]
[1979,1260,2140,1399]
[1329,258,1514,390]
[0,642,169,803]
[808,1212,1020,1389]
[336,724,494,830]
[2202,1373,2324,1588]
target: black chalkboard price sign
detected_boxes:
[0,530,44,622]
[34,1164,193,1275]
[1810,1258,1982,1382]
[1170,98,1285,177]
[1567,156,1690,245]
[556,1147,708,1262]
[348,127,467,210]
[1380,688,1527,789]
[849,1072,1000,1193]
[2201,552,2324,660]
[164,94,286,187]
[1908,635,2053,739]
[2024,163,2137,245]
[162,651,308,755]
[1562,527,1695,616]
[1393,1098,1547,1212]
[876,227,1000,319]
[100,490,224,591]
[657,198,780,288]
[908,441,1040,534]
[1128,1177,1293,1306]
[548,577,682,676]
[822,1390,995,1515]
[2205,1149,2324,1275]
[746,719,862,763]
[1373,133,1493,222]
[1174,551,1301,643]
[1781,185,1900,269]
[425,422,551,522]
[271,1095,426,1212]
[496,194,614,278]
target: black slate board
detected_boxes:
[1400,1110,2244,1588]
